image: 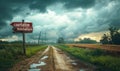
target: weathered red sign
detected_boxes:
[11,22,33,33]
[11,22,32,27]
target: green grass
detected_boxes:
[26,45,47,57]
[0,44,47,71]
[56,45,120,71]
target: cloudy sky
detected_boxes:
[0,0,120,43]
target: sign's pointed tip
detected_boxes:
[10,22,13,26]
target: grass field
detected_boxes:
[57,45,120,71]
[0,44,47,71]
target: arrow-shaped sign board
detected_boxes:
[11,22,33,33]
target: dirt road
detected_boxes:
[10,45,96,71]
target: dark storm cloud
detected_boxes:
[95,0,120,28]
[109,6,120,28]
[72,0,120,36]
[29,0,57,12]
[63,0,95,9]
[28,0,96,12]
[0,0,55,29]
[0,0,24,29]
[0,0,27,38]
[0,0,96,25]
[0,0,120,41]
[0,0,97,38]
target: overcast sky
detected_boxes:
[0,0,120,42]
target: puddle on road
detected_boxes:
[79,69,85,71]
[30,62,46,68]
[29,55,48,71]
[72,62,77,65]
[28,69,41,71]
[29,61,46,71]
[41,56,48,60]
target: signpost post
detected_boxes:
[11,20,33,55]
[22,20,26,55]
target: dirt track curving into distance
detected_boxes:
[10,45,96,71]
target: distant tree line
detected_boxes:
[77,38,97,44]
[57,37,65,44]
[100,26,120,45]
[57,37,98,44]
[0,40,9,44]
[0,40,22,44]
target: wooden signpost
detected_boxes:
[11,20,33,55]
